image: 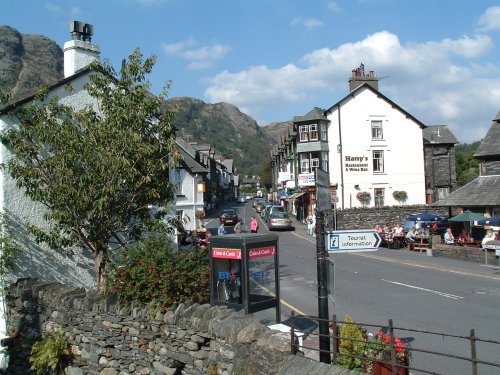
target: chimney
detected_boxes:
[348,63,379,92]
[63,21,100,78]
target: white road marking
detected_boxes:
[381,279,464,300]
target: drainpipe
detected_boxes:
[338,106,345,209]
[193,174,198,230]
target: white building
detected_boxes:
[326,68,427,209]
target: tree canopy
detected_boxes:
[1,49,178,290]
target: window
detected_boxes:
[173,169,182,194]
[300,154,310,173]
[311,158,320,169]
[176,210,184,224]
[320,123,327,141]
[371,120,383,139]
[372,150,384,173]
[310,124,318,141]
[374,188,385,208]
[321,151,328,172]
[299,125,309,142]
[437,187,449,199]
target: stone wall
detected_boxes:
[4,279,356,375]
[330,205,450,231]
[431,244,499,265]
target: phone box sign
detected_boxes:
[249,246,276,259]
[212,248,241,260]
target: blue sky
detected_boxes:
[3,0,500,143]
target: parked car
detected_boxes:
[236,196,245,203]
[260,203,273,219]
[253,197,266,208]
[402,213,448,233]
[219,209,238,226]
[267,211,293,231]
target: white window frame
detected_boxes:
[372,150,384,173]
[300,154,310,173]
[320,123,327,141]
[311,158,320,169]
[374,188,385,208]
[321,151,328,172]
[371,120,383,140]
[173,169,183,194]
[299,125,309,142]
[309,124,318,141]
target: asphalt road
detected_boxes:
[205,201,500,375]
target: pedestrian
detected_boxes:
[234,219,242,233]
[311,212,316,238]
[306,213,313,235]
[444,227,455,245]
[218,222,226,236]
[250,216,259,233]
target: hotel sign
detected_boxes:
[298,173,315,186]
[345,155,369,172]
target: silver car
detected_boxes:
[267,211,293,231]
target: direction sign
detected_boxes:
[326,230,382,253]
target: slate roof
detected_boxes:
[325,83,426,129]
[175,139,208,174]
[475,111,500,158]
[423,125,459,144]
[293,107,327,123]
[432,175,500,207]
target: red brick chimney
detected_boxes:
[348,63,379,92]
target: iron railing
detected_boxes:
[287,311,500,375]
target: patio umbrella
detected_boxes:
[448,211,486,223]
[477,216,500,226]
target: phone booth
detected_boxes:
[210,233,280,323]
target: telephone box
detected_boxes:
[210,233,280,323]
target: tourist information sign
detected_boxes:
[327,230,382,254]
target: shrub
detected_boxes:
[30,327,73,374]
[107,235,210,308]
[337,315,366,370]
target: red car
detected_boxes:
[219,209,238,226]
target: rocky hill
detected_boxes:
[0,25,63,101]
[0,24,291,176]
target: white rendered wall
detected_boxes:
[327,88,426,209]
[171,169,205,231]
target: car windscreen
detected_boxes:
[271,212,288,219]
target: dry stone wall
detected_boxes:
[5,279,356,375]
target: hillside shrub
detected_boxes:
[30,327,73,374]
[107,236,210,308]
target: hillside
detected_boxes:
[164,97,277,176]
[0,25,63,101]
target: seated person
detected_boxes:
[482,230,495,248]
[458,228,470,245]
[418,225,430,236]
[197,224,208,238]
[444,228,455,244]
[405,227,417,243]
[393,224,404,236]
[180,231,192,246]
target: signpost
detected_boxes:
[327,230,383,254]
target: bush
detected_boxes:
[30,327,73,374]
[107,236,210,308]
[337,315,366,370]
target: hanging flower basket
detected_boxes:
[392,191,408,202]
[356,191,371,203]
[195,209,206,219]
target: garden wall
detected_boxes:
[330,205,450,231]
[431,244,499,265]
[4,279,357,375]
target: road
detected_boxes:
[204,201,500,375]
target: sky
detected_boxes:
[3,0,500,143]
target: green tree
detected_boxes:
[1,49,178,291]
[455,141,480,186]
[259,158,272,190]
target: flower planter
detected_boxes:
[373,360,409,375]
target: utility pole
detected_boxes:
[316,209,331,363]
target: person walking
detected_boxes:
[306,213,313,235]
[234,219,242,233]
[217,222,226,236]
[250,216,259,233]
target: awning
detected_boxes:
[285,191,307,201]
